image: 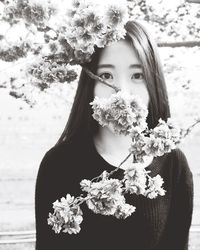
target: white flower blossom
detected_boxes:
[114,200,136,219]
[145,175,166,199]
[104,2,129,27]
[123,165,148,195]
[48,194,83,234]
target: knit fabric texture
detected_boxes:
[35,137,193,250]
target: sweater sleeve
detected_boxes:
[35,146,75,250]
[159,148,194,250]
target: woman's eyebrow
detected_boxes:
[98,64,115,69]
[97,64,142,69]
[129,64,142,69]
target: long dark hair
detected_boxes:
[55,20,170,147]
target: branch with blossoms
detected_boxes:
[48,90,200,234]
[48,167,164,234]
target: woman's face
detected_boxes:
[94,39,150,107]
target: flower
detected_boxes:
[145,175,166,199]
[114,200,136,219]
[129,140,147,163]
[123,165,148,195]
[47,194,83,234]
[105,3,129,27]
[143,135,166,157]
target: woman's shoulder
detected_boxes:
[41,141,69,164]
[38,140,79,176]
[170,147,190,169]
[169,147,193,184]
[44,138,82,161]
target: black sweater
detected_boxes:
[35,137,193,250]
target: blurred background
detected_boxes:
[0,0,200,249]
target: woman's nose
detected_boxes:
[120,80,133,95]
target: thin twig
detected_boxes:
[76,196,90,206]
[91,152,132,182]
[108,152,132,177]
[182,118,200,138]
[81,66,120,92]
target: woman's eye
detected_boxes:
[99,72,113,81]
[131,73,144,80]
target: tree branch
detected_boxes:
[186,0,200,3]
[182,118,200,138]
[158,41,200,48]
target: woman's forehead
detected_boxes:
[97,39,141,67]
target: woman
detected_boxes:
[35,21,193,250]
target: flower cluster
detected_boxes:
[48,194,83,234]
[143,118,182,157]
[123,165,166,199]
[2,0,53,29]
[90,91,148,135]
[28,58,78,88]
[154,118,182,145]
[90,91,182,162]
[80,171,136,219]
[0,42,30,62]
[61,0,129,64]
[127,123,180,164]
[128,119,182,162]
